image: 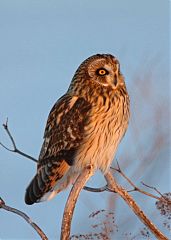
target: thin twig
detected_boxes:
[111,161,161,201]
[141,182,170,203]
[83,185,107,192]
[73,161,167,202]
[0,197,48,240]
[105,171,168,240]
[0,120,38,163]
[61,165,95,240]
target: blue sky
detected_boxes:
[0,1,170,239]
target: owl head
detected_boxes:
[70,54,125,92]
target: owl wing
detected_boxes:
[25,94,91,205]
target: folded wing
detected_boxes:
[25,94,91,204]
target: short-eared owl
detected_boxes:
[25,54,130,205]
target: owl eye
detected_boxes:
[96,68,109,76]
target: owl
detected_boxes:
[25,54,130,205]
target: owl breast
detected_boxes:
[74,90,130,173]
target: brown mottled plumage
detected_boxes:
[25,54,130,205]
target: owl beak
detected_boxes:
[113,74,118,86]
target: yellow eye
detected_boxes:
[99,69,106,75]
[97,68,108,76]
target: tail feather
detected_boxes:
[25,160,70,205]
[25,176,42,205]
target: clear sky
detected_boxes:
[0,0,170,239]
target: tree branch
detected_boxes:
[83,162,163,202]
[111,161,161,201]
[83,185,107,192]
[0,197,48,240]
[105,171,168,240]
[0,119,38,163]
[141,181,170,202]
[60,165,95,240]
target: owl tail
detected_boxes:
[25,160,70,205]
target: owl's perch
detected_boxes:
[60,165,95,240]
[105,171,168,240]
[110,163,162,201]
[61,168,168,240]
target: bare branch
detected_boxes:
[141,182,171,203]
[111,161,161,201]
[105,171,169,240]
[83,185,107,192]
[60,165,95,240]
[0,197,48,240]
[0,120,38,163]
